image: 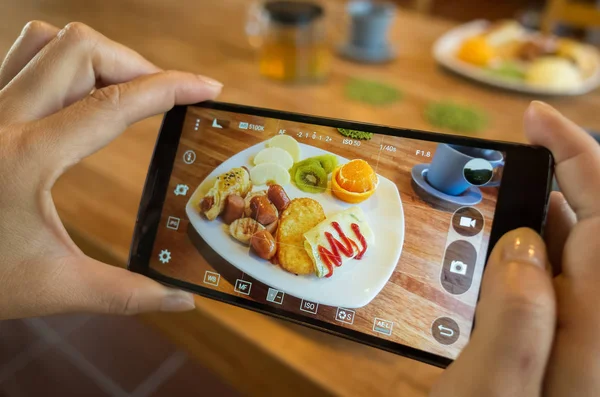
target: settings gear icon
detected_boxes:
[158,249,171,264]
[174,184,189,196]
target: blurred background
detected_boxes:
[1,0,599,396]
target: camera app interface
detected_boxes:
[149,107,504,359]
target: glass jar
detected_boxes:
[247,1,331,83]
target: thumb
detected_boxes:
[431,228,556,397]
[72,257,196,315]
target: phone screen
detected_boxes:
[148,106,506,360]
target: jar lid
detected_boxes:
[265,1,324,26]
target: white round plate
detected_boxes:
[433,20,600,96]
[186,141,404,308]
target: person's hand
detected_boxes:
[0,21,223,319]
[431,101,600,396]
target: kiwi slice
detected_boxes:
[314,154,338,174]
[289,158,320,179]
[294,162,328,193]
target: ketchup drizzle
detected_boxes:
[317,222,368,278]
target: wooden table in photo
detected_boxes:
[2,0,600,396]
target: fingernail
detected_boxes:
[500,228,546,269]
[531,100,550,109]
[530,100,560,117]
[197,75,223,87]
[161,290,195,312]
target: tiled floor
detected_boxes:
[0,315,240,397]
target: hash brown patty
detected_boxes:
[277,198,325,275]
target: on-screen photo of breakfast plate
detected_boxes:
[433,20,600,96]
[186,139,404,308]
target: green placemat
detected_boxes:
[425,101,489,134]
[337,128,374,140]
[345,78,403,106]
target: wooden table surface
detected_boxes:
[2,0,600,396]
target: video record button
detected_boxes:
[452,207,484,237]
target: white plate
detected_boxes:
[186,141,404,308]
[433,20,600,96]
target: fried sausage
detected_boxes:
[222,194,245,224]
[244,191,267,217]
[200,196,214,214]
[251,230,277,260]
[267,184,290,212]
[249,196,278,225]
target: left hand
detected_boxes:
[0,21,222,319]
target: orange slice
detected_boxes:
[331,166,378,204]
[336,159,378,193]
[457,36,495,67]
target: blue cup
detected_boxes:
[427,144,504,196]
[347,1,395,50]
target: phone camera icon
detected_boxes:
[441,240,477,295]
[450,260,468,275]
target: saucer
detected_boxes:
[338,42,397,63]
[411,163,482,206]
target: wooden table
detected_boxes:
[2,1,600,396]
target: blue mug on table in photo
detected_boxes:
[426,144,504,196]
[348,0,395,50]
[339,0,397,63]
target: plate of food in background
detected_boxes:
[186,135,404,308]
[433,19,600,96]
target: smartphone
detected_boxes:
[128,101,553,368]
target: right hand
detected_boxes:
[431,101,600,396]
[527,102,600,396]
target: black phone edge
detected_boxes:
[128,101,554,369]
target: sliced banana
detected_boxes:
[229,218,264,245]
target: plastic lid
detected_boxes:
[265,1,324,26]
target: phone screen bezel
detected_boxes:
[128,101,554,368]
